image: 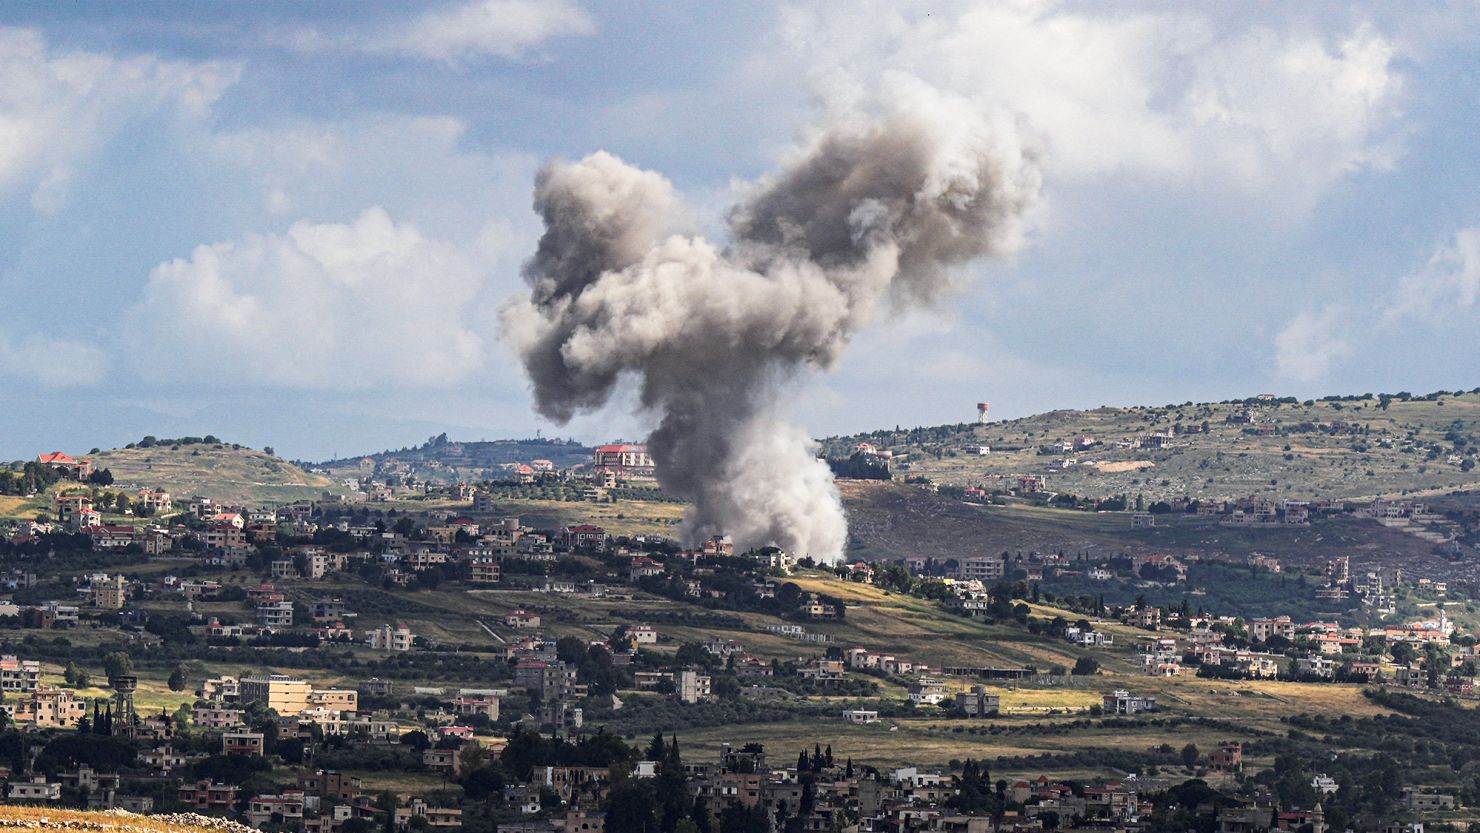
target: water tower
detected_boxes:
[976,402,991,424]
[109,674,137,738]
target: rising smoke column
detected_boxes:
[502,78,1041,563]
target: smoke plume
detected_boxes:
[502,77,1040,563]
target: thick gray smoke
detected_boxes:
[502,78,1041,563]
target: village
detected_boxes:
[0,441,1474,833]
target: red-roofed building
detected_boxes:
[54,494,93,528]
[86,525,139,549]
[506,610,541,629]
[37,452,93,480]
[629,557,664,582]
[447,518,480,536]
[592,444,654,477]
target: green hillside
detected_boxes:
[318,433,595,484]
[827,389,1480,503]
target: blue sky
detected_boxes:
[0,1,1477,461]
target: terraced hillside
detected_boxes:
[826,390,1480,503]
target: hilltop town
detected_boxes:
[0,397,1478,833]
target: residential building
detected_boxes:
[1103,690,1157,715]
[178,782,240,813]
[7,776,61,802]
[240,675,313,714]
[592,444,654,477]
[368,623,414,652]
[676,669,712,704]
[92,574,127,609]
[256,600,295,628]
[223,731,266,755]
[954,686,1001,717]
[0,655,41,692]
[470,557,501,585]
[958,556,1005,583]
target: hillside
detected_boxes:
[318,433,595,483]
[89,442,339,505]
[838,480,1469,576]
[93,558,1411,775]
[826,389,1480,503]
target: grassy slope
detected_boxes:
[87,444,341,505]
[377,494,685,539]
[829,392,1480,503]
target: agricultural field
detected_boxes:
[373,494,686,539]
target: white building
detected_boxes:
[367,623,414,652]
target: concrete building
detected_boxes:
[954,686,1001,717]
[1103,689,1157,715]
[0,655,41,692]
[256,600,295,628]
[93,575,127,609]
[7,776,61,802]
[958,556,1005,583]
[368,623,414,652]
[223,730,266,755]
[470,558,501,585]
[676,669,712,704]
[240,675,313,714]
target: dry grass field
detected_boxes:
[0,806,243,833]
[86,444,340,505]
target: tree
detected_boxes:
[1181,743,1200,769]
[1072,656,1100,676]
[64,662,82,688]
[102,652,132,681]
[606,780,658,833]
[1391,641,1416,666]
[168,663,189,692]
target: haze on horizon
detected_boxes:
[0,1,1478,461]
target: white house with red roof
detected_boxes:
[628,557,664,582]
[505,610,541,629]
[592,444,654,477]
[447,517,480,536]
[37,452,93,480]
[210,512,245,529]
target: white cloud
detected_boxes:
[123,207,499,389]
[0,332,108,388]
[1274,306,1353,383]
[1382,227,1480,324]
[0,27,238,212]
[778,5,1404,209]
[374,0,595,64]
[208,114,541,242]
